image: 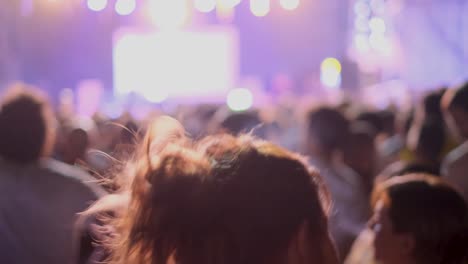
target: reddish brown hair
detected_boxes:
[105,132,331,264]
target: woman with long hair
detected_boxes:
[81,117,339,264]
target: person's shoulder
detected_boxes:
[41,159,107,198]
[445,142,468,163]
[376,161,405,182]
[336,163,361,184]
[0,159,40,188]
[345,228,377,264]
[442,142,468,174]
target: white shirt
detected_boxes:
[0,158,105,264]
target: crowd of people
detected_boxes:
[0,81,467,264]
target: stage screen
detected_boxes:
[113,28,239,103]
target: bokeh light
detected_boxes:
[321,72,342,89]
[218,0,241,9]
[227,88,254,111]
[369,32,390,52]
[320,57,342,89]
[369,17,386,33]
[194,0,217,13]
[216,6,235,22]
[280,0,300,11]
[354,1,371,17]
[321,57,342,73]
[147,0,190,30]
[216,0,238,22]
[250,0,270,17]
[87,0,107,12]
[354,33,370,52]
[370,0,386,14]
[115,0,136,16]
[355,16,369,32]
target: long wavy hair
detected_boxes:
[92,118,332,264]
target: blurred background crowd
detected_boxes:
[0,0,468,264]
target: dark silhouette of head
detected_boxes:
[307,107,350,161]
[371,174,468,264]
[407,119,445,164]
[63,128,89,165]
[343,122,377,189]
[0,83,54,163]
[420,88,446,121]
[107,133,338,264]
[355,111,385,137]
[379,110,396,137]
[220,111,265,138]
[443,82,468,139]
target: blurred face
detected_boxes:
[370,200,414,264]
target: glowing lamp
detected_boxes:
[369,17,386,33]
[320,57,342,89]
[280,0,300,11]
[195,0,216,12]
[227,88,254,111]
[115,0,136,15]
[87,0,107,11]
[250,0,270,17]
[147,0,190,30]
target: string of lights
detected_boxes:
[32,0,301,18]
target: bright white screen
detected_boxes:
[113,28,239,103]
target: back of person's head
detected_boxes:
[443,82,468,139]
[421,88,446,121]
[307,107,350,157]
[108,132,338,264]
[447,82,468,113]
[407,119,445,163]
[220,111,266,138]
[69,128,89,155]
[0,83,54,163]
[370,174,468,264]
[355,111,384,136]
[343,122,377,182]
[195,135,336,263]
[379,110,396,137]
